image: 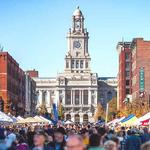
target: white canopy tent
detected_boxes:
[16,116,24,121]
[64,120,74,125]
[107,117,125,126]
[0,111,13,123]
[138,112,150,122]
[39,116,53,124]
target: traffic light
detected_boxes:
[0,99,4,112]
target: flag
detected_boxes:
[58,101,63,117]
[53,103,58,122]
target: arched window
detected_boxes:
[75,114,80,123]
[83,114,88,122]
[66,114,71,120]
[107,91,112,101]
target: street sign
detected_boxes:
[139,67,145,92]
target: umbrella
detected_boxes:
[0,111,13,123]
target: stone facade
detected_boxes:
[98,77,117,109]
[25,72,37,116]
[33,7,98,123]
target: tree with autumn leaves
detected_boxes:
[94,96,150,122]
[94,102,105,121]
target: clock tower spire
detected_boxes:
[65,7,91,74]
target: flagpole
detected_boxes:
[105,103,109,124]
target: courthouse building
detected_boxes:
[33,7,98,122]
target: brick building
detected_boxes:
[26,69,39,78]
[0,51,25,115]
[117,38,150,109]
[131,38,150,101]
[0,51,37,116]
[117,42,132,108]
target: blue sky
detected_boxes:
[0,0,150,77]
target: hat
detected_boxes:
[55,127,66,135]
[0,128,5,140]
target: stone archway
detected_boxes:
[83,114,88,123]
[74,114,80,123]
[66,114,71,120]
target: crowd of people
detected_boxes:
[0,123,150,150]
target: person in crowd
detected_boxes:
[124,129,141,150]
[16,134,29,150]
[80,128,89,147]
[31,130,49,150]
[0,128,7,150]
[111,137,120,150]
[66,134,85,150]
[27,127,35,148]
[98,127,108,145]
[6,130,17,150]
[88,133,105,150]
[140,127,150,144]
[104,140,117,150]
[48,127,66,150]
[141,141,150,150]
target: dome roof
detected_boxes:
[73,6,83,17]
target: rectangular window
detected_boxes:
[75,90,79,105]
[83,90,88,105]
[125,62,130,69]
[125,53,129,60]
[71,60,74,68]
[80,60,83,68]
[126,89,130,95]
[66,90,71,105]
[76,60,79,68]
[126,80,130,86]
[125,71,130,77]
[66,61,69,68]
[86,62,88,68]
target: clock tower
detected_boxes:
[65,7,91,73]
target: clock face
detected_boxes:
[73,40,81,49]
